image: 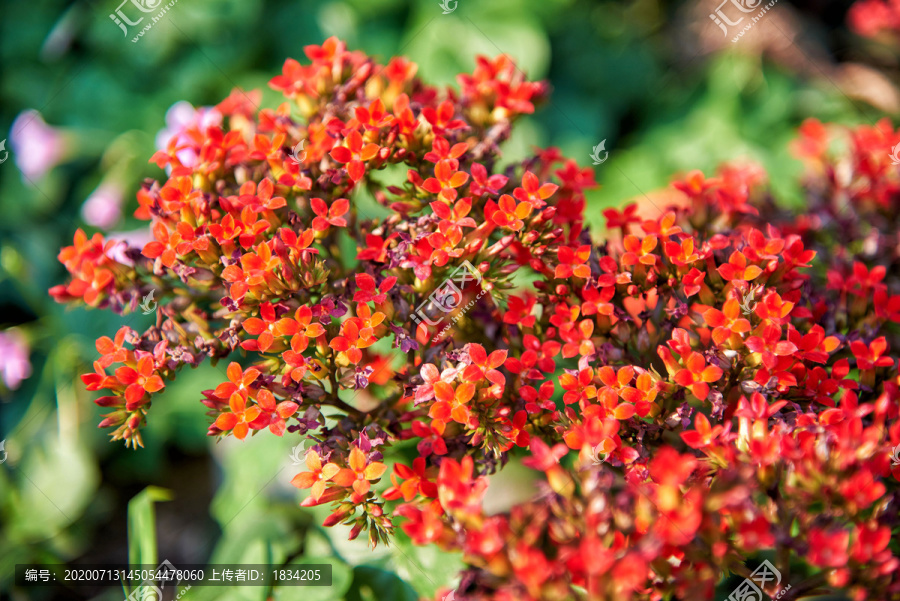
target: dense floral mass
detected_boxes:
[848,0,900,37]
[51,38,900,600]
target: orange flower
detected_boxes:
[673,352,723,401]
[429,381,476,425]
[214,391,261,440]
[717,250,763,284]
[513,170,558,209]
[333,447,387,497]
[491,194,532,231]
[703,298,752,346]
[664,237,701,266]
[329,304,385,364]
[214,362,260,400]
[422,159,470,202]
[621,235,658,266]
[291,450,342,501]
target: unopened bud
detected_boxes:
[323,507,352,527]
[348,521,364,540]
[94,396,123,408]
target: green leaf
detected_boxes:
[127,485,173,569]
[346,566,419,601]
[390,532,462,597]
[7,435,100,541]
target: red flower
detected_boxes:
[850,524,891,563]
[664,236,701,266]
[503,293,537,328]
[251,388,298,436]
[513,170,558,208]
[329,304,385,364]
[422,100,467,135]
[395,500,445,545]
[437,456,487,516]
[411,419,448,456]
[745,325,798,370]
[383,457,438,501]
[310,197,349,231]
[808,528,850,568]
[603,203,641,232]
[461,343,507,385]
[353,273,396,304]
[95,326,131,369]
[330,130,379,182]
[680,412,727,449]
[469,162,508,197]
[353,98,395,131]
[555,245,591,278]
[850,336,894,370]
[115,356,165,410]
[356,234,392,262]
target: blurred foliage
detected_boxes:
[0,0,880,598]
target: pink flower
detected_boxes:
[105,228,155,266]
[81,182,124,228]
[9,110,65,180]
[0,330,32,390]
[155,101,222,169]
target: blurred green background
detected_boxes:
[0,0,893,599]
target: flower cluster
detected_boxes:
[53,39,899,599]
[848,0,900,37]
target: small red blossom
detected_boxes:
[330,130,379,182]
